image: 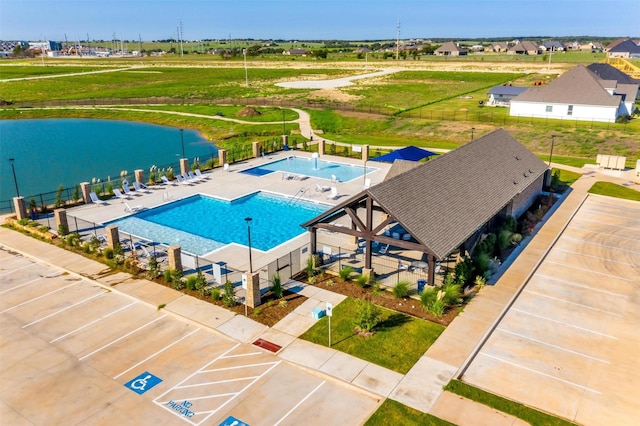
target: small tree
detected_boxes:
[72,184,80,203]
[354,299,382,333]
[54,184,64,207]
[271,273,283,298]
[222,280,236,307]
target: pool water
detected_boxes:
[109,192,327,255]
[241,156,375,182]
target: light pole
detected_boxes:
[9,158,19,197]
[548,135,556,167]
[245,217,253,273]
[179,128,185,159]
[471,127,475,141]
[243,48,248,87]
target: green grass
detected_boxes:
[538,154,596,168]
[364,399,454,426]
[300,298,444,374]
[588,181,640,201]
[552,168,582,186]
[0,65,112,79]
[124,104,299,122]
[444,380,578,426]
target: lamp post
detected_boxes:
[245,217,253,273]
[179,128,185,159]
[548,134,556,167]
[471,127,475,141]
[9,158,19,197]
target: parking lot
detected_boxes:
[462,195,640,425]
[0,248,381,425]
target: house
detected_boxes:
[508,41,540,55]
[283,48,308,56]
[542,41,565,52]
[434,41,467,56]
[606,39,640,59]
[509,65,639,122]
[586,63,639,85]
[488,85,528,106]
[491,42,509,53]
[302,129,549,287]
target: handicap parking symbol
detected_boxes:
[124,371,162,395]
[219,415,249,426]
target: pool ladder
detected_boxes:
[289,188,309,205]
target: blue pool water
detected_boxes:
[242,156,375,182]
[109,192,327,255]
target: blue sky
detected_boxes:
[1,0,638,41]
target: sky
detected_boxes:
[1,0,638,42]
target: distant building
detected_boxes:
[606,39,640,59]
[283,48,308,56]
[508,41,540,55]
[491,42,509,53]
[28,40,62,52]
[488,85,528,107]
[541,41,564,52]
[434,41,467,56]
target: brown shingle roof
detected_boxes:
[435,41,466,53]
[384,159,422,180]
[367,129,547,258]
[511,65,620,106]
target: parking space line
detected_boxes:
[113,327,201,379]
[221,351,263,358]
[176,376,258,390]
[273,381,326,426]
[0,281,79,313]
[536,273,628,299]
[479,352,602,394]
[22,291,107,328]
[562,236,640,255]
[0,276,45,294]
[200,361,279,374]
[569,226,640,243]
[575,216,640,231]
[79,314,167,360]
[544,260,634,281]
[523,289,623,317]
[50,301,137,343]
[0,262,36,277]
[511,308,618,339]
[496,328,610,364]
[552,247,638,267]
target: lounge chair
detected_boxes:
[123,202,144,213]
[331,174,339,183]
[378,244,389,255]
[327,187,340,200]
[89,192,107,206]
[392,232,401,239]
[187,171,202,182]
[133,181,150,193]
[223,163,230,172]
[175,175,192,185]
[282,172,293,180]
[113,188,129,200]
[194,169,209,180]
[315,183,331,192]
[161,176,175,186]
[402,233,411,241]
[398,261,409,271]
[122,185,135,196]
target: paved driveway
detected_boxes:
[461,195,640,425]
[0,248,381,425]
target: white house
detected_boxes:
[509,65,639,123]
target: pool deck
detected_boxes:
[65,151,392,273]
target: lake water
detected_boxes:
[0,119,217,204]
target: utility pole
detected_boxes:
[396,19,400,60]
[179,20,184,56]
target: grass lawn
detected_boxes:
[299,298,444,374]
[538,154,596,168]
[444,380,577,426]
[364,399,454,426]
[588,181,640,201]
[552,168,582,186]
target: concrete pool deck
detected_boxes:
[64,151,391,273]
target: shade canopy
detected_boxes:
[371,146,437,163]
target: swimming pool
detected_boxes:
[109,192,327,255]
[241,156,375,182]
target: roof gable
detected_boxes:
[435,41,466,53]
[609,39,640,53]
[511,65,621,106]
[586,63,639,84]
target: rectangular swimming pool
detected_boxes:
[108,192,328,255]
[241,156,375,182]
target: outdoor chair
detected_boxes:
[378,244,389,255]
[194,169,209,180]
[175,175,192,185]
[122,185,135,196]
[326,187,340,200]
[316,183,331,192]
[133,181,150,193]
[124,202,144,213]
[161,176,175,186]
[113,188,129,200]
[188,171,203,182]
[223,163,230,172]
[89,192,107,206]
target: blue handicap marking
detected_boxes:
[124,371,162,395]
[219,415,250,426]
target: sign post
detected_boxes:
[326,302,333,347]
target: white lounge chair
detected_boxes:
[223,163,230,172]
[89,192,107,206]
[326,187,340,200]
[175,175,192,185]
[124,202,144,213]
[331,174,339,183]
[316,183,331,192]
[282,172,293,180]
[113,188,129,200]
[378,244,389,255]
[398,261,409,271]
[187,171,202,182]
[122,185,135,196]
[161,176,175,186]
[133,181,150,193]
[194,169,209,180]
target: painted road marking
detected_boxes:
[114,328,201,379]
[544,260,634,281]
[552,247,638,267]
[22,291,107,328]
[219,416,249,426]
[0,276,45,294]
[511,308,618,339]
[154,344,281,425]
[569,225,640,243]
[536,273,628,299]
[124,371,163,395]
[0,261,37,277]
[574,215,640,230]
[273,380,326,426]
[479,352,602,395]
[49,301,137,343]
[561,236,640,255]
[496,328,610,364]
[523,289,623,317]
[79,314,167,360]
[0,281,80,313]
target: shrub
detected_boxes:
[306,255,317,280]
[72,184,80,203]
[475,233,497,257]
[279,300,288,308]
[104,247,114,259]
[82,242,92,254]
[392,280,410,298]
[65,232,81,248]
[222,280,236,307]
[510,233,523,245]
[210,287,221,301]
[164,268,183,290]
[166,167,175,180]
[338,266,353,281]
[441,282,463,306]
[502,216,517,233]
[54,184,64,208]
[354,299,382,333]
[355,274,368,288]
[474,275,487,291]
[185,275,198,291]
[473,252,491,278]
[147,257,161,279]
[497,229,512,252]
[454,258,474,286]
[371,280,383,296]
[271,273,283,298]
[194,271,208,295]
[430,299,447,317]
[58,223,69,237]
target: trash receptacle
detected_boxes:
[417,279,427,294]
